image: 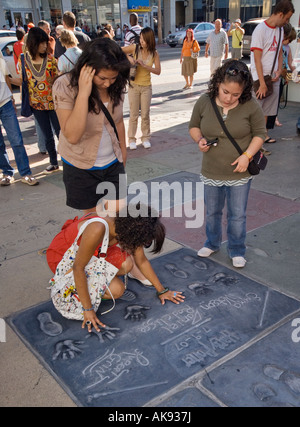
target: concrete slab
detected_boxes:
[7,248,300,407]
[201,319,300,407]
[212,213,300,301]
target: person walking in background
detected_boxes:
[57,29,82,73]
[0,57,38,186]
[38,20,56,56]
[54,11,91,59]
[20,27,60,173]
[52,38,130,215]
[124,13,142,46]
[122,27,161,150]
[180,28,200,89]
[13,28,26,73]
[227,19,245,60]
[189,60,266,268]
[250,0,294,152]
[205,19,229,75]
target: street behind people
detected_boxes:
[57,29,82,73]
[52,38,130,215]
[189,59,266,268]
[227,19,245,60]
[180,28,200,89]
[48,204,185,330]
[250,0,294,151]
[205,19,229,75]
[0,57,38,186]
[20,27,60,173]
[122,27,161,150]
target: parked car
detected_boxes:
[0,30,16,38]
[0,36,19,79]
[166,22,215,47]
[242,18,267,57]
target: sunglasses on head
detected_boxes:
[226,65,249,79]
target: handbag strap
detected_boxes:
[98,98,119,141]
[270,27,282,76]
[20,53,27,82]
[75,217,110,255]
[210,98,243,156]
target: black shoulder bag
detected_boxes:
[210,98,267,176]
[98,99,119,141]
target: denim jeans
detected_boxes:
[0,100,31,177]
[204,180,251,258]
[32,109,60,166]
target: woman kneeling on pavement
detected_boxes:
[48,204,185,332]
[189,59,266,268]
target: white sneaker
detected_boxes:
[128,272,152,287]
[197,247,215,258]
[129,142,137,150]
[232,256,246,268]
[143,140,151,149]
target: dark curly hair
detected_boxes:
[207,59,253,104]
[114,204,166,255]
[68,38,130,112]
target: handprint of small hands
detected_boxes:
[52,339,84,360]
[85,326,121,343]
[124,304,151,321]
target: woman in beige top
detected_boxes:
[122,27,161,150]
[52,38,130,215]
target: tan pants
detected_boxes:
[128,83,152,143]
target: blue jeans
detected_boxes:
[204,180,251,258]
[0,100,31,177]
[32,109,60,166]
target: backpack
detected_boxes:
[128,28,140,44]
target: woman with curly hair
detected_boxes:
[189,59,266,268]
[52,38,130,214]
[48,204,185,331]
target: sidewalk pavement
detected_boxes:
[0,84,300,407]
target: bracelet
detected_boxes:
[82,306,94,312]
[243,151,253,161]
[156,287,169,297]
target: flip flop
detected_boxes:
[265,137,276,143]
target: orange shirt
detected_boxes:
[182,39,200,57]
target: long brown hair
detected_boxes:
[140,27,156,55]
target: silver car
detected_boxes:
[166,22,215,47]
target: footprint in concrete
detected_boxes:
[119,289,137,302]
[188,281,213,296]
[253,382,277,401]
[37,312,63,337]
[183,255,208,270]
[263,364,300,395]
[208,272,238,285]
[165,263,188,278]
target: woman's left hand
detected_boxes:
[159,290,185,305]
[231,155,249,173]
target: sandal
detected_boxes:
[1,175,14,186]
[21,175,39,186]
[265,137,276,144]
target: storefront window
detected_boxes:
[38,0,62,26]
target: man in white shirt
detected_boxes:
[250,0,294,146]
[124,13,142,46]
[205,19,228,75]
[0,58,38,186]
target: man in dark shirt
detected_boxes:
[54,11,90,58]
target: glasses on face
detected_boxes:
[226,66,249,79]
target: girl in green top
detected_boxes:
[189,59,266,268]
